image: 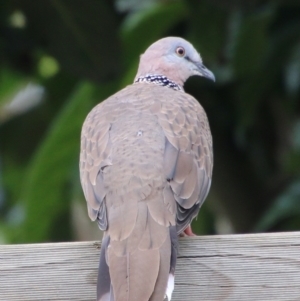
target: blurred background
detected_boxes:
[1,0,300,244]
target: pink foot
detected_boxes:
[180,225,196,237]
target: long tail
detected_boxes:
[165,226,177,301]
[97,226,178,301]
[97,235,114,301]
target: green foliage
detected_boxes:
[256,180,300,231]
[0,69,24,104]
[120,1,188,86]
[187,0,228,61]
[122,1,188,66]
[13,0,121,82]
[232,8,274,77]
[1,0,300,243]
[16,83,97,242]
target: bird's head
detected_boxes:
[135,37,215,87]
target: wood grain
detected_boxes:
[1,231,300,300]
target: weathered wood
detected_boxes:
[1,231,300,301]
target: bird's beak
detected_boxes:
[194,62,215,82]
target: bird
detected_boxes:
[79,36,215,301]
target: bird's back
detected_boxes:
[80,82,212,301]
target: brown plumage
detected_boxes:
[80,37,215,301]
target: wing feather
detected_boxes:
[157,90,213,234]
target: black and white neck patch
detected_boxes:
[134,74,183,91]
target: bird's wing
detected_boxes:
[79,100,113,231]
[153,88,213,234]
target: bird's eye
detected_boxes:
[175,47,185,57]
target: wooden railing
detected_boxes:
[1,231,300,300]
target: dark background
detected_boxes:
[1,0,300,243]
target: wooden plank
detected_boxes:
[0,231,300,301]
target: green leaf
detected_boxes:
[284,42,300,97]
[15,81,115,242]
[121,1,188,68]
[0,68,24,103]
[12,0,121,82]
[255,180,300,231]
[232,8,274,77]
[186,0,228,62]
[192,202,215,235]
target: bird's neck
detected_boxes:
[134,74,184,91]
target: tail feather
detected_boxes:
[97,235,112,301]
[169,225,178,276]
[100,204,178,301]
[107,246,161,301]
[149,232,171,301]
[165,226,178,301]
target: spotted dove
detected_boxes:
[79,37,215,301]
